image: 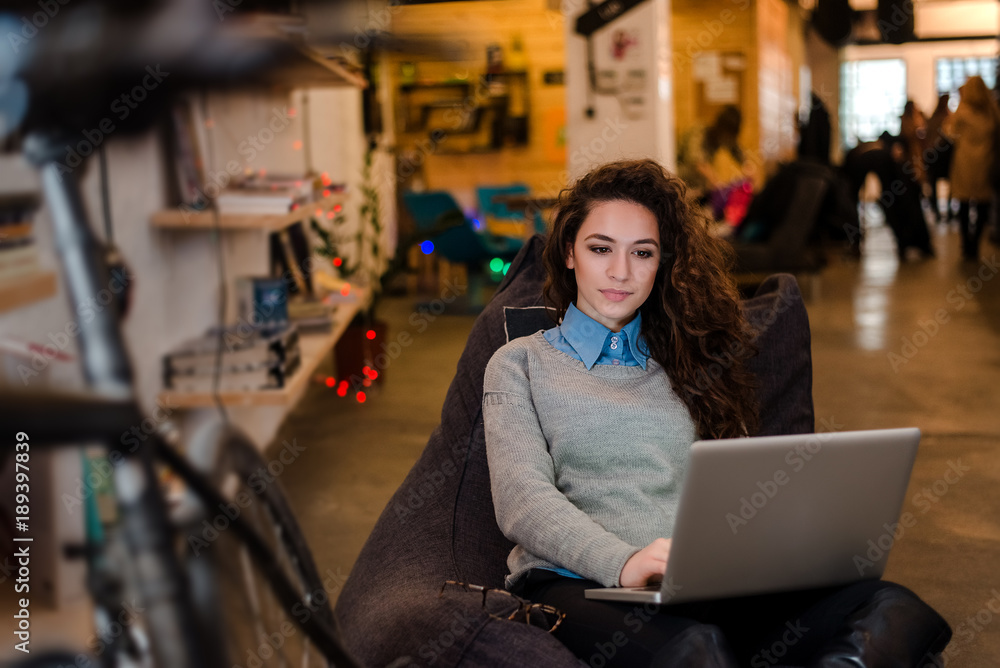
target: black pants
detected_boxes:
[514,569,946,667]
[927,174,949,222]
[957,200,990,260]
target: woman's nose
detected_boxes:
[608,254,630,281]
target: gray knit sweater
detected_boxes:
[483,331,697,589]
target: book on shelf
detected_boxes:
[216,191,311,215]
[288,296,335,333]
[0,245,40,283]
[162,324,301,391]
[1,193,39,246]
[165,349,302,393]
[231,173,317,194]
[164,99,207,208]
[0,221,34,248]
[269,222,313,296]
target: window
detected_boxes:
[839,59,907,148]
[936,56,997,109]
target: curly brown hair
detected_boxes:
[542,159,759,439]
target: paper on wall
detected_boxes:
[692,52,721,81]
[705,76,739,104]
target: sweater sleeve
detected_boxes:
[482,342,641,587]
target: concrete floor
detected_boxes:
[2,221,997,665]
[274,221,1000,666]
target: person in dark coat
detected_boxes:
[923,94,954,223]
[841,135,935,260]
[797,92,832,165]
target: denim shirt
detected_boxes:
[543,303,649,370]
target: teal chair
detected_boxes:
[402,190,524,312]
[402,191,468,235]
[402,190,523,263]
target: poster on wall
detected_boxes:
[692,51,745,121]
[592,25,649,119]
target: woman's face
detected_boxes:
[566,199,661,332]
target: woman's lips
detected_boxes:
[601,289,631,302]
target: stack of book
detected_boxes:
[216,190,310,215]
[216,174,337,215]
[0,194,41,283]
[288,296,335,333]
[163,324,301,393]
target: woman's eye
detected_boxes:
[634,249,655,258]
[589,246,610,254]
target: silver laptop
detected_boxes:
[585,428,921,604]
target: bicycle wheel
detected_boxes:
[174,423,353,668]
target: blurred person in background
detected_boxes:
[944,75,1000,261]
[797,91,832,165]
[677,105,757,226]
[841,133,935,260]
[899,100,927,186]
[923,94,954,223]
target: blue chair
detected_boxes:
[402,191,468,235]
[431,219,522,265]
[402,190,523,264]
[402,190,524,311]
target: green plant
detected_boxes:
[310,140,387,317]
[357,141,386,304]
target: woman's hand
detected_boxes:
[619,538,671,587]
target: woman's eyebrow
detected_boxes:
[583,233,659,247]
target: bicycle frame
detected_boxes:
[1,129,359,668]
[1,3,365,662]
[4,129,211,668]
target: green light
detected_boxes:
[489,257,504,273]
[502,262,511,275]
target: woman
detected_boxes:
[677,105,756,223]
[924,94,953,223]
[945,75,1000,260]
[483,159,950,666]
[899,99,927,186]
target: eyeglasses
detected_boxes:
[438,580,566,633]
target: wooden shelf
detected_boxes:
[399,71,528,93]
[151,194,347,232]
[159,285,370,408]
[0,271,57,314]
[256,48,369,89]
[397,69,530,151]
[223,14,368,90]
[285,48,368,89]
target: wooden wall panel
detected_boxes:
[671,0,759,164]
[672,0,805,180]
[388,0,569,209]
[387,0,811,205]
